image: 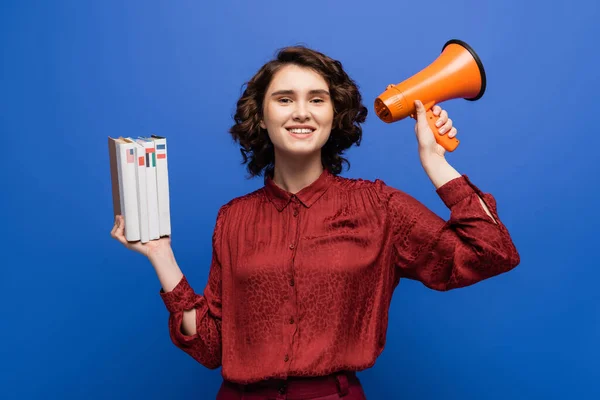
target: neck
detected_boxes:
[271,151,324,194]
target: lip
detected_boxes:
[285,125,317,131]
[285,125,317,139]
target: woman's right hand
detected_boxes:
[110,215,173,260]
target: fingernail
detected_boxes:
[439,127,446,134]
[436,119,442,127]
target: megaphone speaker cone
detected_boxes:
[442,39,486,101]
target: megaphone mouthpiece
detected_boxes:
[374,85,410,123]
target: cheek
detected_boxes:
[317,108,334,127]
[264,105,289,126]
[320,103,334,121]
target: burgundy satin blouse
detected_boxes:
[159,170,519,384]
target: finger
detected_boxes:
[438,118,453,135]
[432,105,442,116]
[448,127,458,138]
[115,218,128,245]
[110,216,120,237]
[414,100,428,122]
[435,110,448,127]
[413,100,430,132]
[414,100,427,116]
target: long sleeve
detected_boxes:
[150,169,520,384]
[158,206,228,369]
[384,175,520,291]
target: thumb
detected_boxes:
[414,100,429,130]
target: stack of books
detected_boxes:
[108,135,171,243]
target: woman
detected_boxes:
[111,46,519,399]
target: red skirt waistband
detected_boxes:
[219,371,361,399]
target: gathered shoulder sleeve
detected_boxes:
[158,203,230,369]
[377,175,520,291]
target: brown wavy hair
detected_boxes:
[229,45,368,177]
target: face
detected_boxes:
[260,64,334,161]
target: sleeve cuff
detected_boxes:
[159,275,197,314]
[436,175,479,209]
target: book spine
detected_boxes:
[153,138,171,236]
[117,143,141,241]
[134,145,150,243]
[108,138,122,216]
[143,142,160,240]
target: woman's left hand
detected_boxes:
[413,100,457,162]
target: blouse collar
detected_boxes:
[264,168,333,211]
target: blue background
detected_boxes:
[2,0,598,398]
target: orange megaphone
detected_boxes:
[374,39,486,152]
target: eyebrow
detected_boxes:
[270,89,330,97]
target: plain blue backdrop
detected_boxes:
[2,0,599,398]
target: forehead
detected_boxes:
[267,64,329,92]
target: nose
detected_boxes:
[292,103,311,122]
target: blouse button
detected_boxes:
[289,317,295,324]
[289,243,295,250]
[293,209,299,217]
[284,354,289,362]
[289,279,295,287]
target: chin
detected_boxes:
[275,141,324,159]
[281,145,322,158]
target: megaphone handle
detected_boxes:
[423,108,460,152]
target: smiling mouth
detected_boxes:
[286,128,316,135]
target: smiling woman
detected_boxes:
[259,65,335,180]
[111,45,520,400]
[229,46,367,185]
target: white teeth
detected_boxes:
[288,128,314,134]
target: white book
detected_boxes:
[125,138,150,243]
[150,135,171,236]
[110,137,140,242]
[135,137,160,240]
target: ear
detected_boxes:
[259,120,266,129]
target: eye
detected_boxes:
[311,98,324,103]
[278,98,292,104]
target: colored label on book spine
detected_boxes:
[156,143,166,159]
[145,153,156,167]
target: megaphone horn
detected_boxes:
[374,39,486,152]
